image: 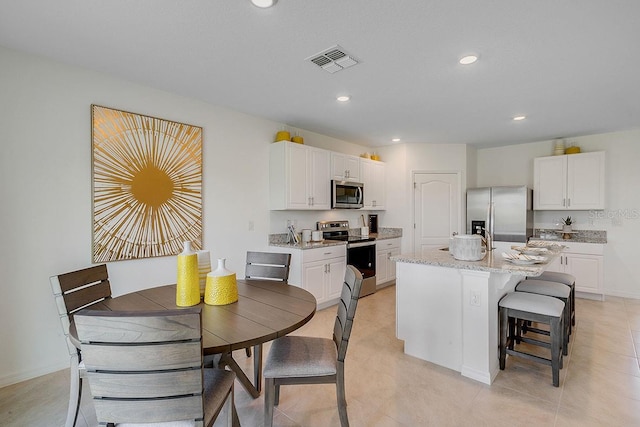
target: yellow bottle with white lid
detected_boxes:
[176,241,200,306]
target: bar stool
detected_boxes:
[516,279,572,355]
[533,271,576,329]
[499,292,565,387]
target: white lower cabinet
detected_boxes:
[376,238,401,286]
[541,241,604,299]
[278,245,347,307]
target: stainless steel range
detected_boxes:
[317,220,376,298]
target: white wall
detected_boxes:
[0,46,374,386]
[476,132,640,298]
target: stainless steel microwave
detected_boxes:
[332,180,364,209]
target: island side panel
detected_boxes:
[396,262,463,372]
[460,270,521,384]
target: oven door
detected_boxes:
[347,242,375,279]
[332,180,363,209]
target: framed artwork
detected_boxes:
[91,105,202,262]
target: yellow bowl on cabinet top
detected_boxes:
[291,135,304,144]
[565,146,581,154]
[275,131,291,142]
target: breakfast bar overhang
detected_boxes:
[391,248,559,385]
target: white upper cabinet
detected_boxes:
[534,151,605,210]
[331,153,361,181]
[360,158,386,210]
[270,141,331,210]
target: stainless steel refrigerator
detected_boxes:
[466,186,533,243]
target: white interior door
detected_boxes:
[414,173,460,256]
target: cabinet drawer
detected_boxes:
[302,245,346,263]
[376,238,401,250]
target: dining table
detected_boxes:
[69,279,317,398]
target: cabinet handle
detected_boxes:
[567,198,571,207]
[327,263,331,273]
[562,198,566,207]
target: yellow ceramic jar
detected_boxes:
[205,258,238,305]
[275,131,291,142]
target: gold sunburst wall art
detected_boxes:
[91,105,202,262]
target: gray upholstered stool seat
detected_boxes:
[499,292,565,387]
[533,271,576,328]
[535,271,575,286]
[516,279,572,354]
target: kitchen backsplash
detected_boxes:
[269,227,403,246]
[532,228,607,244]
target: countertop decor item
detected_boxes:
[205,258,238,305]
[275,130,291,142]
[553,138,565,155]
[197,250,211,297]
[565,145,581,154]
[176,241,200,306]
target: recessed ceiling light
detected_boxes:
[513,115,526,121]
[336,95,350,102]
[251,0,277,8]
[459,55,478,65]
[391,138,401,142]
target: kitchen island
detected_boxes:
[391,247,561,385]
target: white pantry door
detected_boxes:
[413,173,460,256]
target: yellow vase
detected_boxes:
[205,258,238,305]
[176,241,201,307]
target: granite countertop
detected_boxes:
[531,229,607,244]
[391,247,563,276]
[269,227,403,250]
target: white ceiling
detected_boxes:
[2,0,639,148]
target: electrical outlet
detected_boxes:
[470,291,480,306]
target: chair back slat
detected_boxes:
[333,265,363,361]
[82,341,202,371]
[62,280,112,314]
[87,369,202,398]
[74,308,205,426]
[56,264,110,293]
[245,251,291,282]
[50,264,113,355]
[92,394,203,425]
[51,264,112,319]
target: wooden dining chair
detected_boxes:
[50,264,112,427]
[74,307,239,427]
[242,251,291,391]
[263,265,363,427]
[244,251,291,283]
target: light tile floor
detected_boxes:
[2,285,640,426]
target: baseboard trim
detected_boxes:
[0,360,69,388]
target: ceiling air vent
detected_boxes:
[307,46,359,74]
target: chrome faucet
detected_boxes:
[479,227,494,251]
